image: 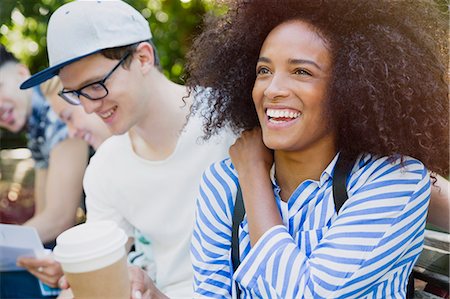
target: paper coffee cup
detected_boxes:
[53,221,130,298]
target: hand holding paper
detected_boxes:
[17,255,64,288]
[0,223,44,271]
[0,224,61,296]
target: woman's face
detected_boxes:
[252,20,334,153]
[47,92,111,149]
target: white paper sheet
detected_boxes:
[0,224,44,271]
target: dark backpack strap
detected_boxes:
[332,152,357,214]
[232,185,245,298]
[406,273,415,298]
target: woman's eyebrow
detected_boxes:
[257,57,271,63]
[257,56,322,70]
[288,58,322,70]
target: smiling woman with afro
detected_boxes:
[186,1,448,298]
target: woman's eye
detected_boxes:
[256,67,270,75]
[294,69,312,76]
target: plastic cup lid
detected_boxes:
[53,220,127,264]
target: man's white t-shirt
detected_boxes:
[83,113,235,298]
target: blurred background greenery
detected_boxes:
[0,0,224,148]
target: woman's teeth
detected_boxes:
[266,108,301,122]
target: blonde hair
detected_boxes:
[40,76,62,98]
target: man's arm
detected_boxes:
[33,168,47,215]
[24,138,89,243]
[427,174,450,232]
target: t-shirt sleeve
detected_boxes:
[83,154,134,237]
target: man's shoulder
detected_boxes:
[186,112,237,147]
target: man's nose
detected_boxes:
[79,97,102,114]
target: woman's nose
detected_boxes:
[263,74,290,100]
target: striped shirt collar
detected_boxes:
[269,152,341,191]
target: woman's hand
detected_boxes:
[17,256,64,288]
[229,128,273,178]
[229,128,281,246]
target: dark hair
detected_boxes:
[0,44,19,68]
[100,39,161,71]
[186,0,449,176]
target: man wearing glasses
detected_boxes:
[20,1,234,298]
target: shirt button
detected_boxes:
[40,121,45,127]
[37,137,44,143]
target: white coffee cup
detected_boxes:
[53,220,130,298]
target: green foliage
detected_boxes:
[1,0,71,75]
[0,0,224,83]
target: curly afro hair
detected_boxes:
[185,0,449,176]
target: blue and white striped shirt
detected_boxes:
[27,86,67,169]
[191,153,430,298]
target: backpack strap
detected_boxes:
[332,152,357,213]
[231,185,245,298]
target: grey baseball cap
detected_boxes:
[20,0,152,89]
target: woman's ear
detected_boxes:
[134,42,155,74]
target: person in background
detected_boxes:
[185,0,448,297]
[20,1,235,298]
[15,76,112,291]
[0,45,88,298]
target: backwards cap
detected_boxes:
[20,0,151,89]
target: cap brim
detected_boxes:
[20,50,100,90]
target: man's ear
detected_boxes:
[134,42,155,74]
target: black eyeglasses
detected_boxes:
[58,52,130,105]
